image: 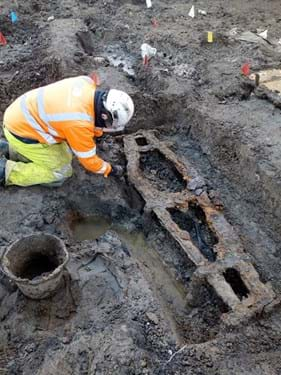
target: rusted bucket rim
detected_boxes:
[1,234,69,285]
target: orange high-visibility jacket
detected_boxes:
[3,76,110,175]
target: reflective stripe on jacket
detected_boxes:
[3,76,109,175]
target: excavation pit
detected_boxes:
[1,234,69,299]
[139,150,186,193]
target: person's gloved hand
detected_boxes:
[110,165,124,177]
[103,162,112,178]
[94,128,104,138]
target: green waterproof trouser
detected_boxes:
[4,128,73,187]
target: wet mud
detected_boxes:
[1,0,281,374]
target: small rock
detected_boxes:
[93,56,109,65]
[195,188,203,196]
[146,312,159,325]
[44,213,55,224]
[228,27,238,37]
[74,55,83,64]
[24,343,36,353]
[6,360,15,369]
[61,336,71,344]
[180,232,191,240]
[187,176,205,191]
[47,15,55,22]
[198,9,207,15]
[140,359,147,368]
[74,51,84,57]
[208,189,224,209]
[187,67,198,79]
[182,359,190,366]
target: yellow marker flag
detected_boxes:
[207,32,214,43]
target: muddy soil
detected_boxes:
[1,0,281,374]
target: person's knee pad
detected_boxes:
[42,165,73,187]
[53,163,73,182]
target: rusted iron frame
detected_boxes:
[124,130,276,324]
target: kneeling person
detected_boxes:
[0,75,134,187]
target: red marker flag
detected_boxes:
[89,72,101,86]
[0,32,7,46]
[143,55,148,66]
[151,18,159,28]
[241,63,250,76]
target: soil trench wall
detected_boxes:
[185,103,281,241]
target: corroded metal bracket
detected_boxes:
[124,130,276,326]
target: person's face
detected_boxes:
[101,113,113,128]
[100,110,124,133]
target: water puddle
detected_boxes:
[73,215,111,241]
[72,215,188,344]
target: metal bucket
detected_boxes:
[1,233,69,299]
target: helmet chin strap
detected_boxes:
[94,90,109,128]
[94,90,127,133]
[102,126,125,134]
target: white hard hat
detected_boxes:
[103,89,134,131]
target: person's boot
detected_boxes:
[0,157,6,185]
[0,140,9,158]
